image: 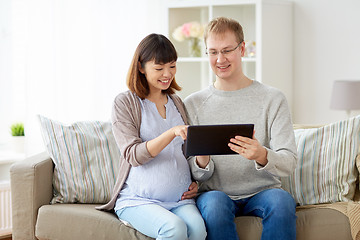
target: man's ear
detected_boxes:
[138,61,145,74]
[240,41,246,57]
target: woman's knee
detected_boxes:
[159,216,187,240]
[189,225,207,240]
[187,215,207,240]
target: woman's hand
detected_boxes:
[181,182,198,200]
[172,125,188,140]
[147,125,188,157]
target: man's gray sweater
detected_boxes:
[184,81,297,200]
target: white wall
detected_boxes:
[0,0,16,145]
[160,0,360,125]
[2,0,360,156]
[292,0,360,124]
[1,0,163,156]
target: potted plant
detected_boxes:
[10,122,25,153]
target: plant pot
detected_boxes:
[11,136,25,153]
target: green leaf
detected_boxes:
[10,122,25,136]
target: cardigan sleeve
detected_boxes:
[111,91,154,167]
[169,94,188,125]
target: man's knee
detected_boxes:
[268,189,296,211]
[197,191,235,224]
[197,190,232,208]
[259,189,296,221]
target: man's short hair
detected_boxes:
[204,17,244,46]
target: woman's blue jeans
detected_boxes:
[196,188,297,240]
[116,203,206,240]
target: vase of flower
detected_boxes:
[172,21,204,57]
[188,37,201,57]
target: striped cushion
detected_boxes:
[38,115,120,204]
[281,115,360,206]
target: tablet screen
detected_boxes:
[185,124,254,156]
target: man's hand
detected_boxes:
[181,182,198,200]
[228,134,268,166]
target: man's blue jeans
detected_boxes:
[196,188,297,240]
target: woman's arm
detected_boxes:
[146,125,188,157]
[112,92,153,167]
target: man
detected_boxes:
[184,17,298,240]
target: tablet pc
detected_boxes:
[185,124,254,156]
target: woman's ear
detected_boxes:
[138,61,145,74]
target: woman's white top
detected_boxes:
[114,96,193,212]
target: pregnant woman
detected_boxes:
[98,33,206,240]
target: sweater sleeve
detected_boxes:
[184,92,215,181]
[256,92,298,177]
[188,156,215,181]
[111,92,153,167]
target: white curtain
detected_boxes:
[3,0,163,155]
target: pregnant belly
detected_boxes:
[128,169,192,203]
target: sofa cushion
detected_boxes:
[35,204,152,240]
[35,204,351,240]
[38,115,120,204]
[282,116,360,205]
[295,207,351,240]
[235,208,351,240]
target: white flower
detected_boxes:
[172,21,204,42]
[189,22,203,39]
[172,26,185,42]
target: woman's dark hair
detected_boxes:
[127,33,181,99]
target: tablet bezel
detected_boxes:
[185,124,254,156]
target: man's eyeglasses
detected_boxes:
[206,41,243,57]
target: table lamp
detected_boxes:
[330,80,360,118]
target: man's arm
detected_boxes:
[188,155,215,181]
[254,93,298,177]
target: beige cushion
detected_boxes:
[35,204,152,240]
[38,115,120,204]
[35,204,351,240]
[235,207,352,240]
[295,207,351,240]
[282,116,360,205]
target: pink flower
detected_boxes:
[172,21,204,42]
[181,23,192,37]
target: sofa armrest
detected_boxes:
[10,152,53,240]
